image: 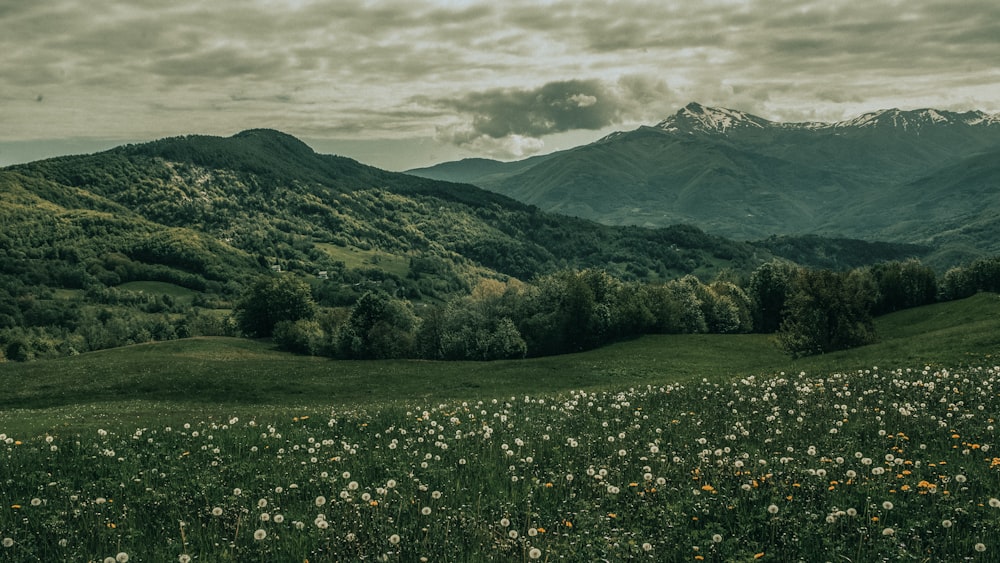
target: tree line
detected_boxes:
[4,254,997,363]
[233,256,998,362]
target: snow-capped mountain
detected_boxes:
[654,103,1000,135]
[830,108,1000,131]
[408,102,1000,261]
[655,102,773,134]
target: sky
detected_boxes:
[2,0,999,171]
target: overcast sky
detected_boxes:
[2,0,998,170]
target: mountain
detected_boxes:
[408,103,1000,264]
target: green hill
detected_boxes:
[3,292,997,436]
[1,129,774,360]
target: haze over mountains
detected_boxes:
[409,103,1000,264]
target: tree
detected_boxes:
[273,319,324,355]
[778,269,876,358]
[747,261,797,333]
[869,259,937,314]
[234,275,317,337]
[337,291,418,359]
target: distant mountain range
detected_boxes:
[408,102,1000,264]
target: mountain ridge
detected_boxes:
[407,102,1000,265]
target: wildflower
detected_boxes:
[975,543,986,552]
[882,527,894,536]
[712,534,722,543]
[500,518,510,527]
[116,553,129,563]
[2,538,13,548]
[254,529,266,540]
[941,519,953,528]
[529,547,542,559]
[643,542,653,551]
[421,507,432,516]
[767,504,779,514]
[389,534,401,545]
[211,507,223,516]
[990,498,1000,508]
[315,496,326,507]
[273,514,284,524]
[882,501,894,510]
[179,555,191,563]
[528,527,538,537]
[30,498,41,507]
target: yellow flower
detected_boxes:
[754,553,765,559]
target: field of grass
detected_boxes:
[116,282,198,300]
[314,243,411,278]
[1,294,999,561]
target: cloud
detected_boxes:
[425,75,679,153]
[1,0,999,169]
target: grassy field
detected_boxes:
[1,294,999,561]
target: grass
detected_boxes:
[314,243,411,278]
[1,294,999,561]
[2,293,999,438]
[116,281,198,299]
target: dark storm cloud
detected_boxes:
[427,76,678,139]
[435,80,619,138]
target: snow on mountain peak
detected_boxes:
[656,102,772,134]
[636,103,1000,141]
[830,108,1000,131]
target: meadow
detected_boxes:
[2,294,1000,561]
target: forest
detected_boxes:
[2,130,997,363]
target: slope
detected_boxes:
[410,104,1000,258]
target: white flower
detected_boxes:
[643,542,654,551]
[211,507,223,516]
[529,547,542,559]
[882,501,893,510]
[253,529,266,540]
[2,538,13,548]
[315,496,327,507]
[389,534,401,545]
[421,507,432,516]
[975,543,986,552]
[990,498,1000,508]
[179,555,191,563]
[882,527,894,536]
[273,514,284,524]
[116,553,129,563]
[767,504,779,514]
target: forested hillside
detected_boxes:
[0,130,766,360]
[3,129,993,363]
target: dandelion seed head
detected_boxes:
[253,529,266,540]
